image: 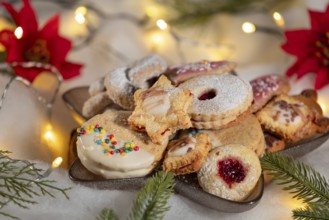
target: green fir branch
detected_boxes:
[293,204,329,220]
[261,153,329,206]
[0,150,71,219]
[96,208,119,220]
[261,153,329,220]
[127,171,175,220]
[98,171,175,220]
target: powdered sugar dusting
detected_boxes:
[179,74,252,114]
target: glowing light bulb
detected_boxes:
[242,22,256,34]
[14,26,23,39]
[151,32,165,45]
[44,124,55,142]
[75,6,87,24]
[156,19,168,30]
[273,11,285,27]
[51,157,63,168]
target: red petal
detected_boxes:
[12,66,42,82]
[40,15,59,39]
[309,10,324,30]
[47,36,71,65]
[285,59,303,77]
[2,2,19,24]
[295,58,320,79]
[281,30,314,57]
[18,0,38,38]
[0,30,23,62]
[314,68,329,90]
[58,62,83,79]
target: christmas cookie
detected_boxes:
[105,67,136,110]
[178,73,253,129]
[88,77,105,97]
[128,54,167,89]
[202,114,265,156]
[250,74,290,113]
[264,133,285,153]
[76,110,167,179]
[82,92,116,118]
[165,60,237,85]
[198,144,261,201]
[162,133,212,175]
[128,75,193,145]
[256,94,327,142]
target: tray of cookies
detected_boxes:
[63,56,329,213]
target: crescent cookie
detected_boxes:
[250,74,290,113]
[82,92,117,119]
[105,67,136,110]
[164,60,237,85]
[201,114,265,157]
[128,75,193,145]
[197,144,261,201]
[128,54,167,89]
[76,110,167,179]
[162,133,212,175]
[178,73,253,129]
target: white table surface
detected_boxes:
[2,0,329,219]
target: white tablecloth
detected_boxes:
[2,0,329,219]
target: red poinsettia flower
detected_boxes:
[281,5,329,90]
[0,0,82,81]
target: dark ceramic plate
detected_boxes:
[63,86,329,213]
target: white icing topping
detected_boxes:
[272,105,302,125]
[142,89,170,115]
[77,132,155,178]
[168,136,196,157]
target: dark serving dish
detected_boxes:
[63,86,329,213]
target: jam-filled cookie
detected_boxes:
[250,74,290,113]
[164,60,237,85]
[178,73,253,129]
[128,75,193,145]
[162,133,212,175]
[76,110,167,179]
[198,144,261,201]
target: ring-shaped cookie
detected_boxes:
[178,73,253,128]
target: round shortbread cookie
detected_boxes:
[76,110,167,179]
[198,144,261,201]
[179,73,253,126]
[202,114,265,156]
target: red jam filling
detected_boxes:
[217,158,246,188]
[198,90,216,100]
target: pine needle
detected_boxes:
[127,171,175,220]
[96,208,119,220]
[0,150,71,219]
[261,153,329,206]
[293,204,329,220]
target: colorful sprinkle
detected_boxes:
[78,125,139,157]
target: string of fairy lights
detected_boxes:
[0,62,64,168]
[0,1,328,173]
